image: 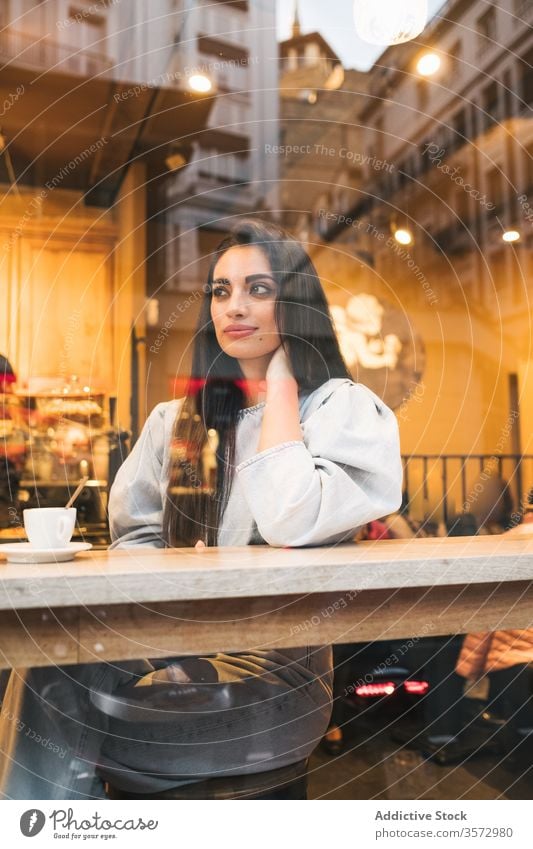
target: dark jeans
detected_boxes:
[419,636,465,738]
[488,663,533,730]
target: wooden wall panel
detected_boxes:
[14,236,113,390]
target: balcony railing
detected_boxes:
[0,27,113,78]
[402,453,533,529]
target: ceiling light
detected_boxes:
[502,230,520,243]
[187,74,212,93]
[394,228,414,246]
[416,52,441,76]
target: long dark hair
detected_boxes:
[162,218,351,547]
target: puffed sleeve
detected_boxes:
[235,382,403,547]
[108,402,171,549]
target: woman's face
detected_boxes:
[210,245,281,371]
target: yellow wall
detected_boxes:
[1,161,147,432]
[111,163,148,428]
[518,358,533,459]
[1,188,116,389]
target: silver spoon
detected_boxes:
[65,476,89,509]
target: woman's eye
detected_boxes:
[212,286,229,298]
[250,283,272,296]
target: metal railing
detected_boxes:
[0,27,113,78]
[401,453,533,528]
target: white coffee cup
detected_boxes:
[23,508,77,550]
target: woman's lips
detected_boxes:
[224,326,257,339]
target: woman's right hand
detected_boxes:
[258,347,303,452]
[265,345,293,381]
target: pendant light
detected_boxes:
[354,0,428,45]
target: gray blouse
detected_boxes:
[108,378,403,550]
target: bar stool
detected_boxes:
[104,759,308,800]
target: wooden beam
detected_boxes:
[0,581,531,670]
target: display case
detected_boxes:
[1,376,129,548]
[0,390,28,530]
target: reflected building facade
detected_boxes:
[144,0,279,407]
[311,0,533,522]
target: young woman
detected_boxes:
[0,219,402,799]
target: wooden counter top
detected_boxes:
[0,535,532,669]
[0,535,532,611]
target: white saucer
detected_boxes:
[0,542,92,563]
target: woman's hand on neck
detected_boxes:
[238,351,273,407]
[239,347,299,410]
[257,347,303,451]
[264,346,297,393]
